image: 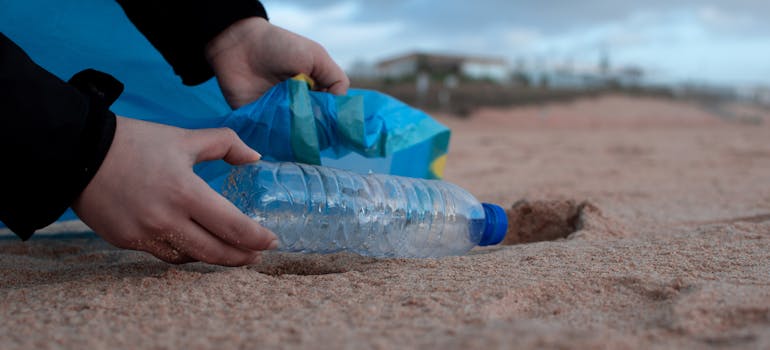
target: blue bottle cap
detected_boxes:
[479,203,508,246]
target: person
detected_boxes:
[0,1,350,266]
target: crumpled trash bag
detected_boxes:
[195,78,451,190]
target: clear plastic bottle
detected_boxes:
[223,161,507,258]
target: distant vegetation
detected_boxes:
[352,77,671,116]
[351,76,769,118]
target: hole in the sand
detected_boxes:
[502,199,614,245]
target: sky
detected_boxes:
[261,0,770,88]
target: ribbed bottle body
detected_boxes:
[224,162,487,258]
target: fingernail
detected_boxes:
[268,239,279,250]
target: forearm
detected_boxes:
[116,0,268,85]
[0,33,120,239]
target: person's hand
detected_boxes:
[72,116,278,266]
[205,17,350,109]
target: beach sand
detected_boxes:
[2,95,770,349]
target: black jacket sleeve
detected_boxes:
[0,33,120,240]
[1,2,262,239]
[117,0,268,86]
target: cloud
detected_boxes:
[265,0,770,35]
[266,2,406,62]
[695,5,762,35]
[267,2,360,32]
[504,28,541,47]
[261,0,770,86]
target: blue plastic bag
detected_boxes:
[0,0,450,228]
[195,78,451,190]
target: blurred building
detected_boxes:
[753,86,770,106]
[347,59,379,80]
[530,63,646,89]
[376,52,509,83]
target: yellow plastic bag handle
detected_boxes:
[291,73,316,90]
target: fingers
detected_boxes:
[190,127,260,165]
[309,45,350,96]
[324,78,351,96]
[165,220,262,267]
[184,127,278,251]
[186,175,278,251]
[75,116,270,267]
[121,233,197,264]
[146,240,197,265]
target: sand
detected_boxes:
[2,94,770,349]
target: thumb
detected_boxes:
[190,127,260,165]
[309,45,350,96]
